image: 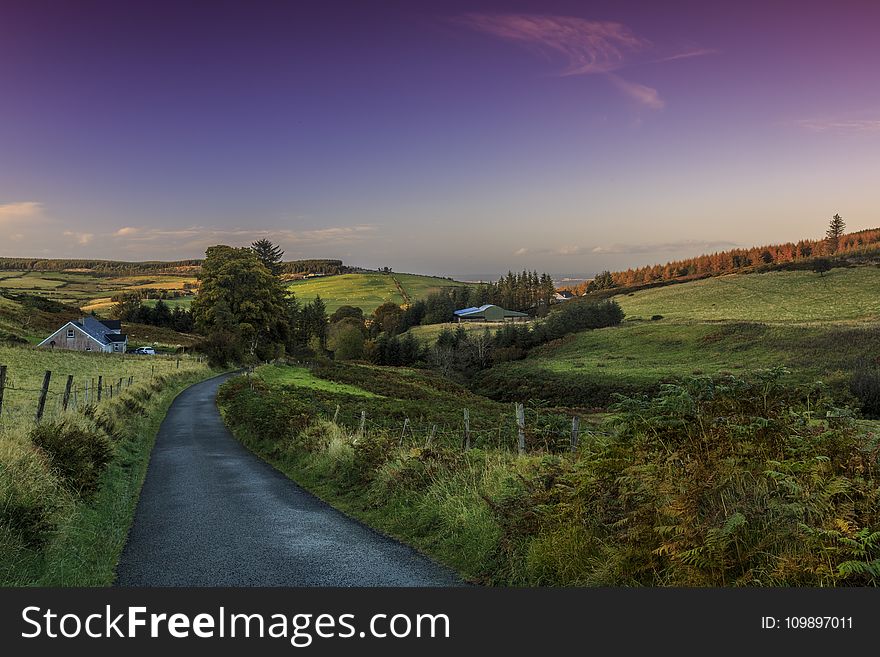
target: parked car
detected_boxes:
[134,347,156,355]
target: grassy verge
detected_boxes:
[1,369,216,585]
[219,364,880,586]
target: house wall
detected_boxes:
[42,325,107,352]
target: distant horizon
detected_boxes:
[3,1,879,277]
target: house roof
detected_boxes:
[40,317,127,347]
[453,304,529,318]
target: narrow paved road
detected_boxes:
[115,373,462,586]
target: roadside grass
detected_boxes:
[1,368,217,585]
[219,367,880,586]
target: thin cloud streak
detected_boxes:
[458,13,714,110]
[458,13,648,76]
[796,118,880,134]
[607,74,664,109]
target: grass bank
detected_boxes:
[219,364,880,586]
[1,368,216,585]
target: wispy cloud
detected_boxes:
[457,13,715,110]
[607,74,665,110]
[795,118,880,134]
[111,224,379,254]
[589,239,739,255]
[458,13,648,76]
[63,230,94,246]
[0,201,44,223]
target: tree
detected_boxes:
[825,213,845,255]
[191,245,288,362]
[371,302,404,336]
[251,238,285,277]
[326,318,365,360]
[812,258,832,277]
[329,305,364,324]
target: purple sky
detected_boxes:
[2,0,879,279]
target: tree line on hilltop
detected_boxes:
[568,214,869,294]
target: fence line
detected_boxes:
[0,355,205,423]
[324,404,584,455]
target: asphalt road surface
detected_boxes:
[115,373,462,586]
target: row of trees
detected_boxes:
[113,296,196,332]
[565,215,870,294]
[0,257,201,274]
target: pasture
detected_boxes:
[0,270,197,315]
[0,344,207,422]
[616,267,880,323]
[286,272,469,314]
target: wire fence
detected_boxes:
[321,403,585,454]
[0,355,205,424]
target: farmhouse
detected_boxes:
[38,317,128,353]
[453,304,529,323]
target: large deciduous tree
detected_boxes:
[191,245,288,363]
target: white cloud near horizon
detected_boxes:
[0,201,44,223]
[63,230,94,246]
[515,239,739,258]
[109,223,380,256]
[457,13,715,110]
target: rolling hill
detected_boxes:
[285,272,469,314]
[475,265,880,408]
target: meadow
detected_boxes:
[286,272,469,314]
[0,345,207,421]
[616,267,880,323]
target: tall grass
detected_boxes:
[0,346,214,585]
[219,368,880,586]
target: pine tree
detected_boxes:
[825,213,846,254]
[251,238,285,276]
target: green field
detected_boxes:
[404,322,504,343]
[617,267,880,323]
[0,270,197,315]
[286,272,468,314]
[478,266,880,408]
[0,344,208,421]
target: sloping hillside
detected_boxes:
[477,266,880,408]
[286,272,469,314]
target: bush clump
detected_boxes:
[29,419,113,499]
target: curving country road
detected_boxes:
[115,373,462,586]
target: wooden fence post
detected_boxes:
[428,424,437,445]
[97,375,103,402]
[463,408,471,450]
[0,364,6,417]
[118,377,123,393]
[109,384,114,399]
[399,418,409,447]
[570,416,580,453]
[515,403,525,455]
[62,375,74,412]
[359,411,366,437]
[176,357,180,369]
[36,370,51,421]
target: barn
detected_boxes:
[38,317,128,353]
[453,304,529,323]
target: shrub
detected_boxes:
[651,314,663,321]
[851,367,880,418]
[29,419,113,498]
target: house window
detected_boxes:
[86,346,92,351]
[67,328,75,338]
